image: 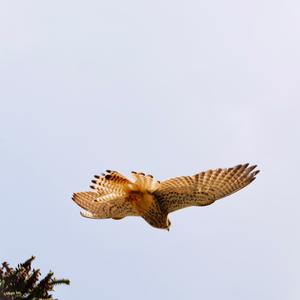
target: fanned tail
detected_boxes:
[130,171,160,193]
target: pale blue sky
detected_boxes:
[0,1,299,299]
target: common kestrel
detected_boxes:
[72,163,259,230]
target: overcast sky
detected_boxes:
[1,1,299,299]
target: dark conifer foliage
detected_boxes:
[0,256,69,300]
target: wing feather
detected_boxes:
[154,164,259,213]
[72,192,139,219]
[90,170,131,195]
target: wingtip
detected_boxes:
[248,166,260,182]
[245,163,260,176]
[242,163,259,173]
[253,170,260,176]
[72,193,77,202]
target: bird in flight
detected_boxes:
[72,163,259,231]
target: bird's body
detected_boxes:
[72,164,259,230]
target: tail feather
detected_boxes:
[131,172,160,192]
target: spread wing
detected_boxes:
[73,170,140,219]
[72,192,139,219]
[153,164,259,213]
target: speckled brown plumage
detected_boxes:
[72,164,259,230]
